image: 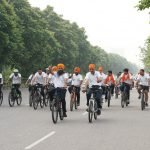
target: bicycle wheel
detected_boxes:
[16,95,22,106]
[49,100,52,111]
[33,92,39,110]
[74,96,77,110]
[88,100,93,123]
[70,94,74,111]
[29,92,33,107]
[8,92,15,107]
[40,97,44,108]
[94,102,97,120]
[0,92,3,106]
[59,102,64,121]
[52,99,58,124]
[44,93,49,107]
[107,92,111,107]
[121,93,125,108]
[141,93,145,111]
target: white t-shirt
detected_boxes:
[85,71,100,88]
[98,72,107,86]
[137,74,150,86]
[9,73,21,84]
[48,74,55,84]
[53,73,68,88]
[71,74,83,86]
[0,74,3,84]
[33,72,46,85]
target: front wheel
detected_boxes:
[8,92,15,107]
[88,100,93,123]
[33,92,39,110]
[70,94,74,111]
[52,99,58,124]
[59,102,64,120]
[94,102,97,120]
[121,94,125,108]
[16,95,22,106]
[0,92,3,106]
[107,92,111,107]
[141,94,145,111]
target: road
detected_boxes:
[0,88,150,150]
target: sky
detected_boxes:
[28,0,150,66]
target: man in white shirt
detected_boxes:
[83,64,102,115]
[68,67,83,106]
[0,73,3,94]
[136,69,150,106]
[53,64,68,117]
[9,69,22,97]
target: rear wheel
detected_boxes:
[8,92,15,107]
[40,97,44,108]
[121,93,125,108]
[44,93,49,107]
[33,92,39,110]
[0,92,3,106]
[16,95,22,106]
[29,92,33,107]
[52,99,58,124]
[88,100,93,123]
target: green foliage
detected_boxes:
[2,66,14,83]
[137,0,150,10]
[0,0,138,77]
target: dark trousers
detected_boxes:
[0,84,3,93]
[86,88,102,108]
[54,88,67,113]
[120,83,130,100]
[105,84,115,99]
[12,84,21,96]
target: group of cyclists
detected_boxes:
[0,64,150,119]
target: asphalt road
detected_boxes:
[0,88,150,150]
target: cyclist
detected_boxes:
[9,69,22,97]
[104,70,115,99]
[115,72,122,95]
[68,67,83,106]
[119,68,132,104]
[83,64,102,115]
[0,72,3,94]
[53,63,68,117]
[136,69,150,106]
[98,66,107,99]
[26,71,36,91]
[32,68,46,100]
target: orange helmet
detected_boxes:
[52,66,58,72]
[89,64,95,70]
[74,67,80,73]
[57,63,65,70]
[98,66,103,71]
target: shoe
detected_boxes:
[63,112,67,117]
[97,109,101,115]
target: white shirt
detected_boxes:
[137,74,150,86]
[48,73,55,84]
[71,74,83,86]
[53,72,68,88]
[85,71,100,88]
[98,72,107,86]
[33,72,46,85]
[0,74,3,84]
[9,73,21,84]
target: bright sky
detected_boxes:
[28,0,150,66]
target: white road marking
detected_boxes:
[25,131,56,150]
[82,112,88,116]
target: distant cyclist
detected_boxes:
[83,64,102,115]
[9,69,22,97]
[0,72,3,94]
[119,68,132,104]
[136,69,150,106]
[68,67,83,106]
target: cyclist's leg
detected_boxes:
[95,90,102,115]
[16,84,21,96]
[105,87,108,100]
[76,87,80,105]
[137,85,142,99]
[61,89,67,116]
[0,84,2,94]
[126,84,130,100]
[144,87,149,106]
[111,84,115,95]
[86,88,92,106]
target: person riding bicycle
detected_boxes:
[32,68,46,100]
[136,69,150,106]
[98,66,107,99]
[83,64,102,115]
[119,68,132,104]
[68,67,83,106]
[9,69,22,97]
[53,63,68,117]
[104,70,115,99]
[115,72,122,95]
[0,73,3,94]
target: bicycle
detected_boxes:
[51,88,65,124]
[115,85,120,99]
[121,83,129,108]
[32,84,44,110]
[8,85,22,107]
[105,84,112,107]
[70,86,78,111]
[88,85,101,123]
[29,85,34,107]
[0,87,3,106]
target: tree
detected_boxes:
[137,0,150,10]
